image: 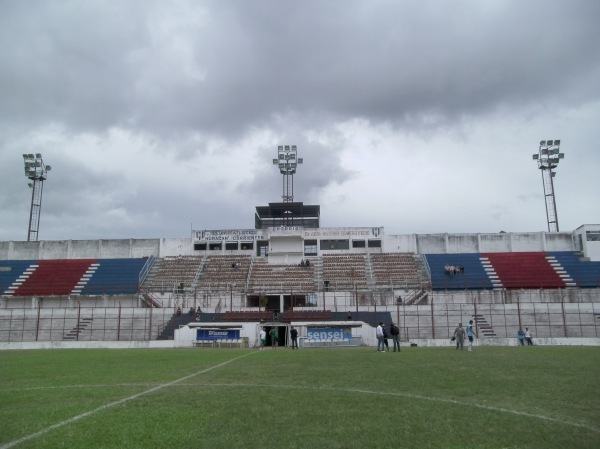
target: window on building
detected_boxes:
[586,231,600,241]
[225,242,238,251]
[240,242,253,250]
[367,240,382,248]
[209,243,222,250]
[304,240,317,255]
[352,240,366,248]
[194,243,207,251]
[320,239,350,250]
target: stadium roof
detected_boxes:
[255,202,320,229]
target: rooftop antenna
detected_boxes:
[23,153,51,241]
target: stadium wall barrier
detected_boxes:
[1,337,598,351]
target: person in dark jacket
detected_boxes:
[290,326,298,349]
[382,324,390,352]
[390,322,401,352]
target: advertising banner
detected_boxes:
[307,327,352,340]
[196,329,240,341]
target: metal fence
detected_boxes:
[1,301,598,343]
[0,306,173,343]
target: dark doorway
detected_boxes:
[264,325,287,347]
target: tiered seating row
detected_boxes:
[198,255,252,289]
[370,253,421,286]
[0,260,37,295]
[425,251,600,290]
[222,311,273,321]
[9,259,96,296]
[248,258,315,292]
[483,252,566,289]
[322,254,368,290]
[79,258,148,295]
[1,259,147,296]
[549,252,600,288]
[425,253,495,290]
[282,310,333,321]
[142,256,202,291]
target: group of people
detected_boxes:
[298,259,311,267]
[175,306,202,319]
[517,327,534,346]
[259,326,298,350]
[444,264,465,275]
[452,320,476,351]
[231,261,242,269]
[375,322,401,352]
[453,321,534,350]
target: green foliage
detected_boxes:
[0,347,599,449]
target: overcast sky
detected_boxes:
[1,0,599,242]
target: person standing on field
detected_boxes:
[259,328,266,350]
[376,322,385,352]
[382,324,390,352]
[466,320,475,352]
[270,327,278,349]
[517,328,525,346]
[390,322,401,352]
[290,326,298,349]
[453,323,465,350]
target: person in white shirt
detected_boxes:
[259,328,266,350]
[376,322,385,352]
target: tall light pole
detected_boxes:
[23,153,51,241]
[532,140,564,232]
[272,145,303,203]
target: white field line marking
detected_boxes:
[184,382,600,435]
[4,376,598,441]
[0,352,256,449]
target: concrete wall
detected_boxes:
[0,229,584,261]
[0,239,159,260]
[413,231,574,254]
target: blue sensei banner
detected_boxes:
[196,329,240,341]
[307,327,351,340]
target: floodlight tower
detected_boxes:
[532,140,564,232]
[272,145,303,203]
[23,153,51,241]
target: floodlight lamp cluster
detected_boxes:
[272,145,303,174]
[23,153,51,182]
[532,140,564,174]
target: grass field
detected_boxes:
[0,346,599,449]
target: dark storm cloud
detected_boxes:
[1,1,599,241]
[2,1,599,138]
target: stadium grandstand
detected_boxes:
[1,219,599,348]
[1,145,599,348]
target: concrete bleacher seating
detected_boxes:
[198,255,251,290]
[222,310,273,321]
[142,255,202,292]
[4,259,96,296]
[281,310,333,321]
[548,252,600,288]
[78,258,148,295]
[0,260,37,295]
[483,252,566,289]
[425,253,494,290]
[370,253,422,288]
[1,258,147,297]
[248,258,316,292]
[424,252,595,290]
[322,254,368,290]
